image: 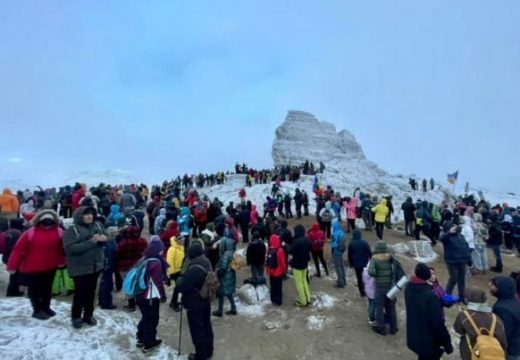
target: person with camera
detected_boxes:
[405,263,453,360]
[63,206,107,329]
[440,223,471,302]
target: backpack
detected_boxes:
[191,264,219,301]
[310,235,325,252]
[462,311,505,360]
[122,258,159,297]
[265,248,279,269]
[321,209,332,222]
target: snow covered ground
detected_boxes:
[0,298,184,360]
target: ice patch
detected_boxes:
[307,315,330,330]
[392,240,438,263]
[312,292,337,310]
[0,298,183,360]
[234,299,269,318]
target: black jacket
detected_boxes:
[405,278,453,357]
[401,199,416,222]
[289,225,310,270]
[177,247,212,311]
[488,223,504,246]
[2,229,22,265]
[492,276,520,356]
[440,232,470,265]
[250,222,267,241]
[246,239,266,266]
[347,235,372,269]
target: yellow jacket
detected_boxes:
[372,198,389,223]
[166,238,185,276]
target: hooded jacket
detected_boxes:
[401,198,416,222]
[246,236,266,266]
[492,276,520,356]
[166,237,185,276]
[368,241,394,287]
[176,243,212,311]
[217,236,236,295]
[405,276,453,357]
[116,225,148,272]
[331,221,346,256]
[266,235,286,278]
[63,206,105,277]
[0,188,19,214]
[154,208,167,235]
[372,199,389,223]
[307,224,325,252]
[108,204,124,226]
[289,225,311,270]
[7,210,64,274]
[250,205,259,225]
[440,231,471,265]
[347,229,372,269]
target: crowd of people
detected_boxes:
[1,173,519,360]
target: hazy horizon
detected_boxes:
[1,1,519,194]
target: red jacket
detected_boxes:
[160,221,180,249]
[117,226,148,272]
[7,226,65,274]
[266,235,286,278]
[308,224,325,252]
[72,188,85,210]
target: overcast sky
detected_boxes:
[1,1,519,193]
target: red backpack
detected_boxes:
[194,206,207,223]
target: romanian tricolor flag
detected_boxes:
[447,171,459,184]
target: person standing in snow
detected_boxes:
[343,197,357,233]
[318,201,335,239]
[372,199,389,240]
[348,229,372,296]
[294,188,304,219]
[246,232,267,286]
[302,190,310,216]
[290,225,312,307]
[266,234,286,306]
[331,221,347,288]
[7,210,64,320]
[213,236,237,316]
[307,224,329,278]
[440,224,471,302]
[471,213,489,273]
[401,197,416,237]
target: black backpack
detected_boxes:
[266,248,279,268]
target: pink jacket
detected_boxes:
[343,199,358,220]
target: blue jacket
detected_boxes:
[177,207,192,235]
[331,221,345,256]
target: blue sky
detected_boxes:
[1,1,519,193]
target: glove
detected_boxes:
[444,343,454,355]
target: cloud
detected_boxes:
[7,157,22,163]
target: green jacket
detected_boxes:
[63,207,106,277]
[368,241,395,288]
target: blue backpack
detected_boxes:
[122,258,159,297]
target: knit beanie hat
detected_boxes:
[415,263,431,281]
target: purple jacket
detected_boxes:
[363,267,376,299]
[137,257,167,300]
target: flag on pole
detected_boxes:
[447,171,459,184]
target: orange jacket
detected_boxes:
[0,188,20,213]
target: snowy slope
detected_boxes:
[0,297,184,360]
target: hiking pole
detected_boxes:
[178,295,183,356]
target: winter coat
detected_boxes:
[154,208,167,235]
[401,198,416,222]
[0,188,19,214]
[250,205,259,226]
[347,230,372,269]
[307,224,325,252]
[492,276,520,356]
[371,199,389,223]
[461,220,475,250]
[246,238,266,266]
[362,266,376,299]
[343,199,357,220]
[160,221,180,249]
[166,239,185,276]
[319,202,336,223]
[368,241,394,288]
[176,245,212,311]
[440,232,471,265]
[289,225,311,270]
[405,276,453,357]
[108,204,124,226]
[238,208,250,228]
[7,222,65,274]
[120,192,137,212]
[331,221,346,256]
[472,220,488,250]
[72,188,85,210]
[137,256,167,301]
[217,237,236,296]
[454,305,507,360]
[487,222,504,246]
[116,226,148,273]
[63,207,106,277]
[266,235,286,278]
